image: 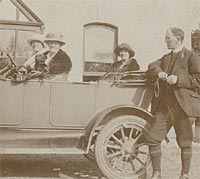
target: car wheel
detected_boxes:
[95,115,152,179]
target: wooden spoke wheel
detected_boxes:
[95,115,152,179]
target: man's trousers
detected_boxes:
[145,104,194,174]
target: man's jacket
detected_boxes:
[147,47,200,117]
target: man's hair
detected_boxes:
[169,28,185,42]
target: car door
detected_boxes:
[21,80,51,128]
[0,80,24,125]
[50,82,96,128]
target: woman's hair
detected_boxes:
[169,28,185,42]
[31,40,45,48]
[114,43,135,57]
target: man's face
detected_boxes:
[165,30,181,50]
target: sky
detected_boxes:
[1,0,200,81]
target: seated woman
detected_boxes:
[110,43,140,72]
[44,33,72,81]
[23,33,48,68]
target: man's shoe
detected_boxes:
[150,171,161,179]
[179,173,189,179]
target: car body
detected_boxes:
[0,71,154,179]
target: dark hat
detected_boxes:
[114,43,135,57]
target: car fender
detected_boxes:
[84,104,155,153]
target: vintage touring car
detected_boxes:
[0,71,154,179]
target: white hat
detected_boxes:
[27,33,45,47]
[44,33,65,46]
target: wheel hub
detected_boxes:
[121,139,138,156]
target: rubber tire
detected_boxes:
[95,115,152,179]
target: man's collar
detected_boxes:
[172,44,184,53]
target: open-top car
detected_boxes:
[0,71,154,179]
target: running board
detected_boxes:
[0,148,86,155]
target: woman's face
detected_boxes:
[31,40,43,53]
[47,41,61,54]
[119,49,130,60]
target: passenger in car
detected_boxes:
[44,33,72,81]
[23,33,48,68]
[109,43,140,72]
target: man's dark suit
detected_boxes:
[145,47,200,177]
[148,47,200,117]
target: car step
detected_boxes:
[0,148,86,154]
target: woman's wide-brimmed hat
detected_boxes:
[27,33,45,47]
[44,33,65,46]
[114,43,135,57]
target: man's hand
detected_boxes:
[166,75,178,85]
[158,72,168,81]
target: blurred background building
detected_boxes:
[0,0,200,81]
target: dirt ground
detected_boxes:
[0,133,200,179]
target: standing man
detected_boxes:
[146,28,200,179]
